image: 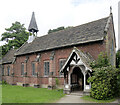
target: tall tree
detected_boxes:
[1,21,29,56]
[116,49,120,68]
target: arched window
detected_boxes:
[21,63,24,75]
[32,62,35,76]
[59,59,66,76]
[2,65,4,76]
[7,66,10,76]
[44,61,49,76]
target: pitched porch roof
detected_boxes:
[60,47,94,73]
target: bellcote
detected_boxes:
[28,12,39,34]
[27,12,38,43]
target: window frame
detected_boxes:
[7,66,10,76]
[59,59,66,76]
[21,63,24,76]
[44,61,50,76]
[2,65,4,76]
[32,62,36,76]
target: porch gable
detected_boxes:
[60,47,93,74]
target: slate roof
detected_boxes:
[15,16,109,56]
[2,49,16,64]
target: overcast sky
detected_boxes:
[0,0,119,50]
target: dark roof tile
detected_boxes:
[15,16,109,56]
[2,49,16,64]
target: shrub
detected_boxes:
[2,80,7,85]
[116,69,120,97]
[116,50,120,68]
[90,52,110,68]
[55,78,59,89]
[89,52,120,100]
[88,66,120,100]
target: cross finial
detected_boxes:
[110,6,112,14]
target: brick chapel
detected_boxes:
[1,10,116,94]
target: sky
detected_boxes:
[0,0,119,50]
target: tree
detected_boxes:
[90,52,110,68]
[116,49,120,68]
[48,26,65,34]
[48,26,73,34]
[1,21,29,56]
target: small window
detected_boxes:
[44,61,49,76]
[2,66,4,76]
[59,59,66,76]
[21,63,24,75]
[32,62,35,76]
[7,66,10,76]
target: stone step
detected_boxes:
[70,91,83,96]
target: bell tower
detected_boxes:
[27,12,39,43]
[28,12,39,35]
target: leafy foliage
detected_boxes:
[81,95,115,103]
[89,52,120,100]
[0,44,12,58]
[1,21,29,56]
[55,78,59,86]
[48,26,73,34]
[2,80,7,85]
[88,66,120,100]
[0,46,2,60]
[48,26,65,34]
[117,70,120,95]
[116,50,120,68]
[90,52,110,68]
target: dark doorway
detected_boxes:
[71,67,84,91]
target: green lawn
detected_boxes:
[2,84,65,103]
[81,95,116,103]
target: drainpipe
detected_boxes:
[26,60,27,85]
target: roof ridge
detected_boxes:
[15,15,109,56]
[36,16,109,39]
[75,16,109,27]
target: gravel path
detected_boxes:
[56,95,119,104]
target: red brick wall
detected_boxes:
[2,63,14,84]
[2,40,106,87]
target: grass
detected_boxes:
[2,84,65,103]
[81,95,116,103]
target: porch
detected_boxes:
[60,47,93,94]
